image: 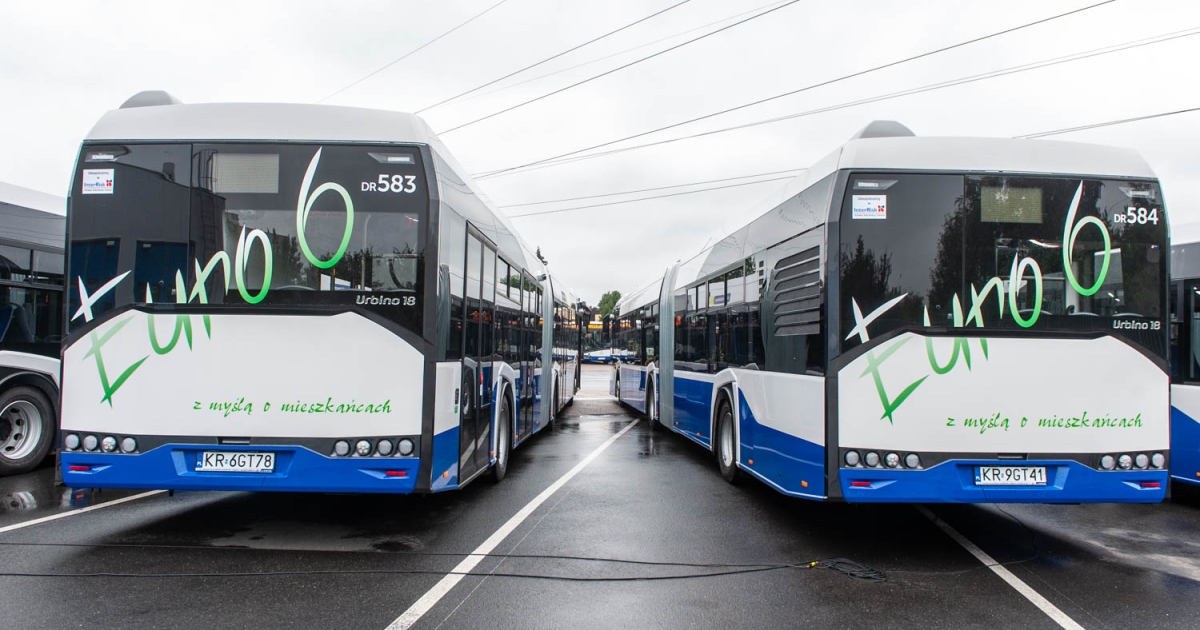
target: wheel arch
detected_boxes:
[0,372,59,415]
[710,376,739,455]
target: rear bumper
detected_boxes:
[839,459,1166,503]
[61,444,421,494]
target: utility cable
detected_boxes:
[1016,106,1200,138]
[417,0,695,113]
[498,168,805,207]
[475,25,1200,179]
[463,0,791,104]
[500,101,1200,219]
[503,102,1200,218]
[473,0,1116,179]
[507,175,796,218]
[438,0,806,134]
[319,0,511,103]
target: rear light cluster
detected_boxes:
[1099,452,1165,471]
[331,438,415,458]
[63,434,137,454]
[844,450,921,470]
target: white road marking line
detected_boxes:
[571,396,616,401]
[918,506,1085,630]
[0,490,166,535]
[386,419,640,630]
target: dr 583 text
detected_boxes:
[362,174,417,193]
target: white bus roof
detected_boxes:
[0,181,65,216]
[0,181,65,250]
[86,102,440,145]
[829,135,1156,180]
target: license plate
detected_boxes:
[974,466,1046,486]
[196,451,275,473]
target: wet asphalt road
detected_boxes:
[2,364,1199,629]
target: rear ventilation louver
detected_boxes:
[772,245,821,337]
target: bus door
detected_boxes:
[1184,281,1200,381]
[518,271,539,438]
[461,231,497,481]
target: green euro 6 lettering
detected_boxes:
[296,148,354,269]
[1062,182,1111,296]
[850,180,1115,423]
[145,272,193,354]
[235,227,273,304]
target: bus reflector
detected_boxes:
[801,480,808,488]
[385,471,407,478]
[68,465,91,472]
[748,459,754,465]
[850,481,871,488]
[1140,482,1160,488]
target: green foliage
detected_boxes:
[597,290,621,317]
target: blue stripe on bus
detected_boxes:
[737,393,825,497]
[673,375,713,447]
[431,425,460,491]
[839,459,1167,503]
[61,445,422,494]
[1170,405,1200,487]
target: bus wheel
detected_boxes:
[493,395,511,483]
[645,378,656,428]
[550,380,560,426]
[715,397,740,484]
[0,386,54,475]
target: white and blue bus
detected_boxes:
[60,91,580,493]
[614,121,1169,503]
[1169,227,1200,488]
[0,181,65,475]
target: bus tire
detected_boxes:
[551,379,560,425]
[645,378,656,428]
[492,394,511,483]
[0,386,55,476]
[715,396,740,484]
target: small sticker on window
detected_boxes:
[852,194,886,219]
[82,169,115,195]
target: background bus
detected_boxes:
[1169,227,1200,487]
[0,181,64,475]
[614,121,1169,503]
[60,91,579,493]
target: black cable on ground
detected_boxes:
[813,558,887,582]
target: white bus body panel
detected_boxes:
[734,369,824,447]
[62,312,423,437]
[838,333,1167,453]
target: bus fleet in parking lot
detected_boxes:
[0,95,1196,505]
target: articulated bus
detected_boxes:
[0,181,65,475]
[614,121,1169,503]
[1169,229,1200,487]
[60,91,580,493]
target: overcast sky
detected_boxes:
[3,0,1198,305]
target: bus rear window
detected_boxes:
[839,174,1167,358]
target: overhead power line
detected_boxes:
[473,0,1116,180]
[498,168,804,207]
[417,0,695,114]
[507,176,795,218]
[477,25,1200,179]
[463,0,791,104]
[438,0,806,134]
[1016,106,1200,138]
[319,0,510,103]
[501,105,1200,220]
